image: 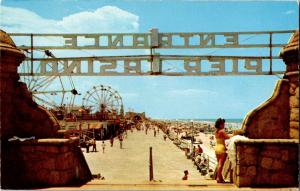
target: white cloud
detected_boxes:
[0,5,141,108]
[284,10,295,15]
[0,5,139,33]
[57,6,139,33]
[0,5,143,56]
[167,88,217,96]
[0,6,58,33]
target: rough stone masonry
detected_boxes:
[232,31,299,187]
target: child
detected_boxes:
[182,170,189,180]
[110,135,114,147]
[92,138,97,152]
[163,134,167,141]
[118,134,123,149]
[102,141,106,153]
[85,139,90,153]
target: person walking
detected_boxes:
[92,138,97,152]
[110,135,114,147]
[102,141,106,153]
[118,134,123,149]
[163,134,167,141]
[154,129,156,137]
[85,139,90,153]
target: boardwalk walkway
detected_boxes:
[83,128,205,183]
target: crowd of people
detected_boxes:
[161,118,236,183]
[82,120,151,155]
[83,127,129,153]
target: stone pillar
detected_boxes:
[280,31,299,139]
[0,30,60,140]
[0,30,26,139]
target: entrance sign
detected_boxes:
[11,32,240,49]
[21,55,282,76]
[9,29,295,76]
[10,30,293,50]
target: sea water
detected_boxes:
[174,118,243,130]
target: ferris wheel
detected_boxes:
[18,50,79,110]
[82,85,123,116]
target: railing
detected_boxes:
[203,152,217,171]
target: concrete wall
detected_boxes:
[234,139,298,187]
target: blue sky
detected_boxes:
[0,0,299,119]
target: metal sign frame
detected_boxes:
[9,29,295,76]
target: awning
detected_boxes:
[88,123,103,129]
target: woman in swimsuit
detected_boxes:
[214,118,231,183]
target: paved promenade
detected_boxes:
[83,128,205,183]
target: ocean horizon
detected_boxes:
[175,118,243,123]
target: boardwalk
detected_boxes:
[83,128,205,183]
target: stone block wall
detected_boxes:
[240,79,290,139]
[281,30,299,139]
[234,139,298,187]
[287,71,299,139]
[4,138,92,188]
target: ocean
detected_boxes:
[173,118,243,130]
[196,119,243,123]
[177,119,244,123]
